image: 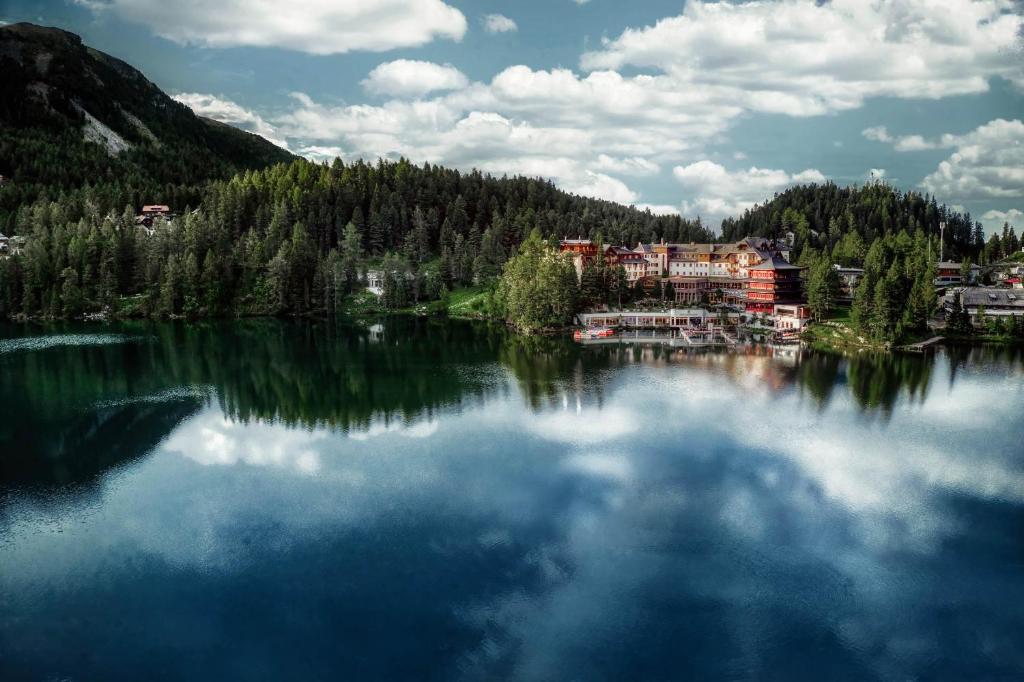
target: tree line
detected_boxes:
[721,182,987,264]
[0,158,709,321]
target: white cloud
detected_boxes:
[868,168,887,182]
[582,0,1023,115]
[77,0,467,54]
[633,203,681,216]
[482,13,517,34]
[162,1,1023,213]
[172,92,289,150]
[362,59,468,98]
[673,160,825,218]
[297,145,345,162]
[920,118,1024,200]
[591,154,659,176]
[980,208,1024,233]
[862,126,941,152]
[267,61,754,202]
[165,416,327,476]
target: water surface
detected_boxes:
[1,319,1022,680]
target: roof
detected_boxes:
[560,238,592,245]
[959,287,1024,308]
[142,205,171,212]
[748,253,803,271]
[936,261,981,270]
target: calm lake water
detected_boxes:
[1,318,1023,681]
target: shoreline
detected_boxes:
[6,308,1023,350]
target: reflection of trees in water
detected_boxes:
[498,334,587,410]
[0,317,514,492]
[4,316,1020,494]
[156,317,511,430]
[945,343,1024,387]
[1,399,201,493]
[796,352,843,411]
[796,345,1022,417]
[796,351,934,416]
[845,352,933,416]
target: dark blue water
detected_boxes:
[1,319,1023,680]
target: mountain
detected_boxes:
[719,181,986,263]
[0,22,294,225]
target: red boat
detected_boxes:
[574,327,616,340]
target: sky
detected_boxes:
[3,0,1023,234]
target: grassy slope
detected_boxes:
[446,286,492,319]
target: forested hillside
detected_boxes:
[720,182,987,264]
[0,23,294,230]
[0,158,711,320]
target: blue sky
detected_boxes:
[4,0,1023,234]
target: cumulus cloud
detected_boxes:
[920,118,1024,200]
[980,208,1024,233]
[76,0,467,54]
[172,92,289,150]
[862,125,942,152]
[267,62,739,203]
[297,145,345,162]
[591,154,660,176]
[672,160,825,218]
[482,14,517,34]
[164,1,1023,213]
[633,203,681,216]
[362,59,468,98]
[581,0,1023,116]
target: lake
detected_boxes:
[1,318,1023,681]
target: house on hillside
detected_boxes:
[366,270,385,296]
[833,265,864,301]
[949,287,1024,321]
[136,204,173,230]
[0,233,26,258]
[935,261,981,287]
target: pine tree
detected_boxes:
[807,255,839,322]
[60,267,83,318]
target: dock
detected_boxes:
[903,336,944,352]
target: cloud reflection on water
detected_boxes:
[2,329,1023,680]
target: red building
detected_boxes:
[136,204,173,228]
[745,254,805,313]
[559,238,599,258]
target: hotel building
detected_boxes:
[560,236,805,312]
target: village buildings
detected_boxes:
[833,265,864,301]
[559,236,806,315]
[934,261,981,287]
[947,287,1024,322]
